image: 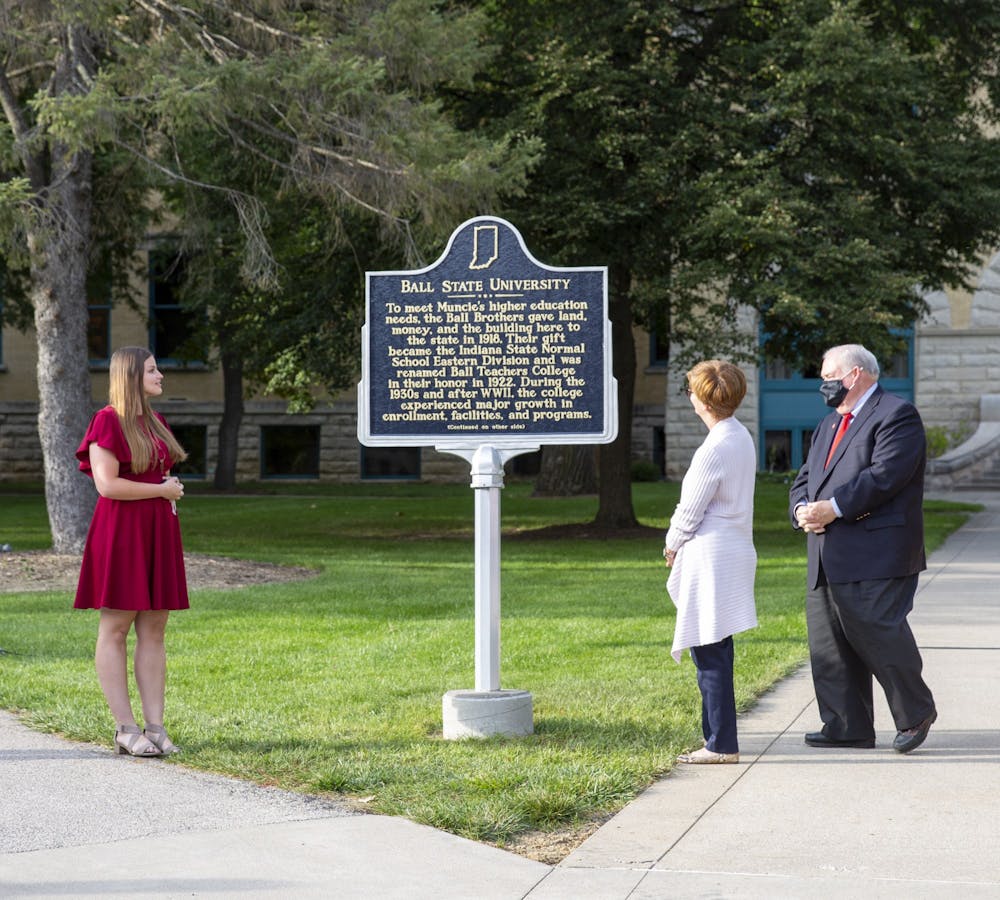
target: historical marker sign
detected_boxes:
[358,216,617,449]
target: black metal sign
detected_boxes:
[359,216,616,447]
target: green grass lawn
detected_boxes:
[0,479,978,846]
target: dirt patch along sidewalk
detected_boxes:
[0,551,316,594]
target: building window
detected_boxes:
[261,425,321,479]
[883,346,910,380]
[170,425,208,478]
[648,327,670,368]
[149,248,200,363]
[764,430,791,472]
[653,426,666,476]
[360,446,420,479]
[764,359,793,381]
[765,358,821,380]
[88,303,111,362]
[87,253,112,363]
[763,428,814,472]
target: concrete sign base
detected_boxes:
[442,689,534,739]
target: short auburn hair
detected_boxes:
[686,360,747,418]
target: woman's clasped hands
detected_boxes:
[161,476,184,511]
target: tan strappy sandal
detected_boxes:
[115,724,163,757]
[676,747,739,764]
[143,724,180,755]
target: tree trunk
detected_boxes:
[213,341,245,490]
[532,445,597,496]
[593,268,638,529]
[31,28,99,553]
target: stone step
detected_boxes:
[952,481,1000,491]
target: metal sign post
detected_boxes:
[434,445,521,692]
[470,445,505,692]
[358,216,616,739]
[433,444,538,738]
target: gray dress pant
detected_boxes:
[807,569,935,739]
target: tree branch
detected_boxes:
[215,120,408,225]
[0,62,48,192]
[236,111,407,176]
[130,0,245,62]
[130,0,302,61]
[116,136,279,284]
[201,0,303,46]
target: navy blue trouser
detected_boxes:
[689,636,738,754]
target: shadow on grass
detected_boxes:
[507,523,663,541]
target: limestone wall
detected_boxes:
[0,403,43,479]
[0,399,478,483]
[664,309,761,480]
[916,250,1000,435]
[661,251,1000,481]
[2,314,666,484]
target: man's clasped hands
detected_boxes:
[796,500,839,534]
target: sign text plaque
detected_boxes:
[359,216,617,449]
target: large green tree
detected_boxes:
[463,0,1000,527]
[157,0,541,487]
[164,183,398,488]
[665,0,1000,366]
[0,0,533,546]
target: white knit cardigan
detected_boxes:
[665,416,758,662]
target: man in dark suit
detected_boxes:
[789,344,937,753]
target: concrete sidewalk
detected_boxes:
[2,493,998,899]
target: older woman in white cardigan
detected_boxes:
[664,360,758,764]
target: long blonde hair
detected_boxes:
[108,347,188,473]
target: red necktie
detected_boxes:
[825,413,853,468]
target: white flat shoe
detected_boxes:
[677,747,739,764]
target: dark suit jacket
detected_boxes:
[789,385,926,590]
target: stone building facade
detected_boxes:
[916,250,1000,434]
[920,250,1000,489]
[4,249,997,485]
[0,278,669,483]
[661,250,1000,480]
[663,310,761,481]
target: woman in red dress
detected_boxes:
[75,347,188,757]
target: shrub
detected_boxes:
[630,459,662,482]
[926,422,973,460]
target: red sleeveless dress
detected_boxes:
[74,406,189,611]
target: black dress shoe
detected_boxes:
[804,731,876,749]
[893,710,937,754]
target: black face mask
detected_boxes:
[819,379,849,408]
